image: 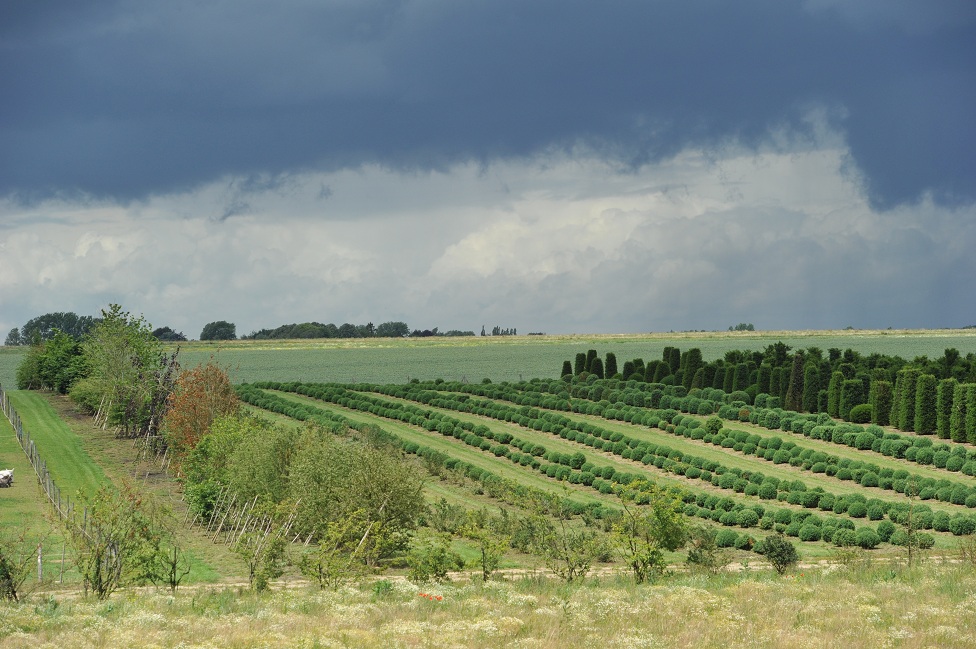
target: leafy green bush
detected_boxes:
[855,528,880,549]
[757,534,799,574]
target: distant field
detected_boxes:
[3,329,976,387]
[177,329,976,385]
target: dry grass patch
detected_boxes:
[2,563,976,648]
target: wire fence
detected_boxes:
[1,382,76,523]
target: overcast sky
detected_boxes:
[2,1,975,339]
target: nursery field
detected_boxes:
[5,329,976,648]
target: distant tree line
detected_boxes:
[481,325,517,336]
[241,321,473,340]
[5,311,188,346]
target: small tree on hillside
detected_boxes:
[0,523,47,601]
[66,483,162,599]
[757,533,799,575]
[613,485,688,583]
[529,493,599,583]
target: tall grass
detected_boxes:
[2,562,975,648]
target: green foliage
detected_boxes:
[200,320,237,341]
[613,486,688,583]
[914,374,938,435]
[80,304,175,438]
[65,483,164,599]
[848,403,872,424]
[529,494,600,582]
[233,516,290,592]
[871,380,892,426]
[896,368,920,431]
[685,525,731,574]
[407,534,464,583]
[15,330,89,393]
[0,523,46,601]
[757,534,799,575]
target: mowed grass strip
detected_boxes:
[7,390,108,498]
[0,408,69,540]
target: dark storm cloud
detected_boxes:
[1,0,974,207]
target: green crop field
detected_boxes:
[4,329,976,388]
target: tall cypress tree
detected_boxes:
[589,357,604,379]
[784,352,805,412]
[665,346,681,374]
[681,348,703,391]
[871,379,893,426]
[949,382,969,443]
[769,367,783,400]
[802,364,820,413]
[936,378,957,439]
[827,371,844,418]
[585,349,598,373]
[622,360,635,379]
[574,353,587,376]
[757,364,772,396]
[967,384,976,444]
[840,379,865,420]
[652,361,670,383]
[914,374,937,434]
[561,360,573,378]
[605,353,618,379]
[712,365,726,391]
[732,363,750,392]
[898,368,920,432]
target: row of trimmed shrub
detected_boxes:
[341,382,976,533]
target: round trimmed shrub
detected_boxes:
[715,529,739,548]
[798,524,822,542]
[855,528,880,549]
[849,404,872,424]
[860,472,879,488]
[949,516,976,536]
[737,509,760,528]
[758,482,778,500]
[847,502,868,518]
[876,520,896,542]
[832,529,857,547]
